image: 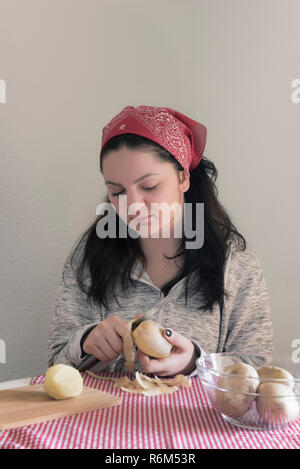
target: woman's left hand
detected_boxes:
[136,328,197,377]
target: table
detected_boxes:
[0,371,299,449]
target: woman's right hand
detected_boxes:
[82,315,127,363]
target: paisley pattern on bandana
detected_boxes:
[101,105,205,173]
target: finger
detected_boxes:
[153,370,170,377]
[162,328,190,352]
[134,313,144,319]
[131,313,144,328]
[135,349,149,367]
[112,317,128,339]
[95,336,119,362]
[104,329,124,355]
[136,350,166,374]
[90,344,111,362]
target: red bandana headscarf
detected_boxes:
[100,105,207,174]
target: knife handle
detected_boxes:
[76,354,99,372]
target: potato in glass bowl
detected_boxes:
[196,352,300,431]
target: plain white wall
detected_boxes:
[0,0,299,381]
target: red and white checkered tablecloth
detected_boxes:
[0,372,299,449]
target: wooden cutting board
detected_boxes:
[0,384,122,430]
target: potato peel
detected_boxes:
[135,371,153,390]
[124,319,136,372]
[141,386,179,396]
[160,374,192,388]
[87,370,191,396]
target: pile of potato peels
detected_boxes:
[87,370,191,396]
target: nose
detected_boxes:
[128,202,149,222]
[125,190,149,222]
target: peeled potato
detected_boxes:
[256,382,299,425]
[215,363,260,419]
[132,320,172,359]
[43,364,83,400]
[257,366,294,390]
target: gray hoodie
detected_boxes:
[47,236,273,377]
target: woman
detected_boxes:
[47,105,273,377]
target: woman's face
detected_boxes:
[102,147,190,238]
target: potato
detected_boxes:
[256,382,299,425]
[43,364,83,400]
[132,320,172,359]
[215,363,260,419]
[257,366,294,390]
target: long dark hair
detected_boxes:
[67,133,246,312]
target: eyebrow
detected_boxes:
[105,173,160,186]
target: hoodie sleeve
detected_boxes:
[222,247,274,358]
[47,245,101,368]
[187,340,204,378]
[188,247,274,378]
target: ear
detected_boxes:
[179,170,190,193]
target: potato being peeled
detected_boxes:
[132,320,172,359]
[43,364,83,400]
[215,363,260,419]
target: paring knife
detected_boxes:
[76,306,159,372]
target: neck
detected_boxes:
[139,236,183,261]
[139,213,184,262]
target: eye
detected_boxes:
[111,185,158,197]
[111,189,125,197]
[143,185,158,191]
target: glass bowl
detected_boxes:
[196,352,300,431]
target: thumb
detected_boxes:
[133,313,143,320]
